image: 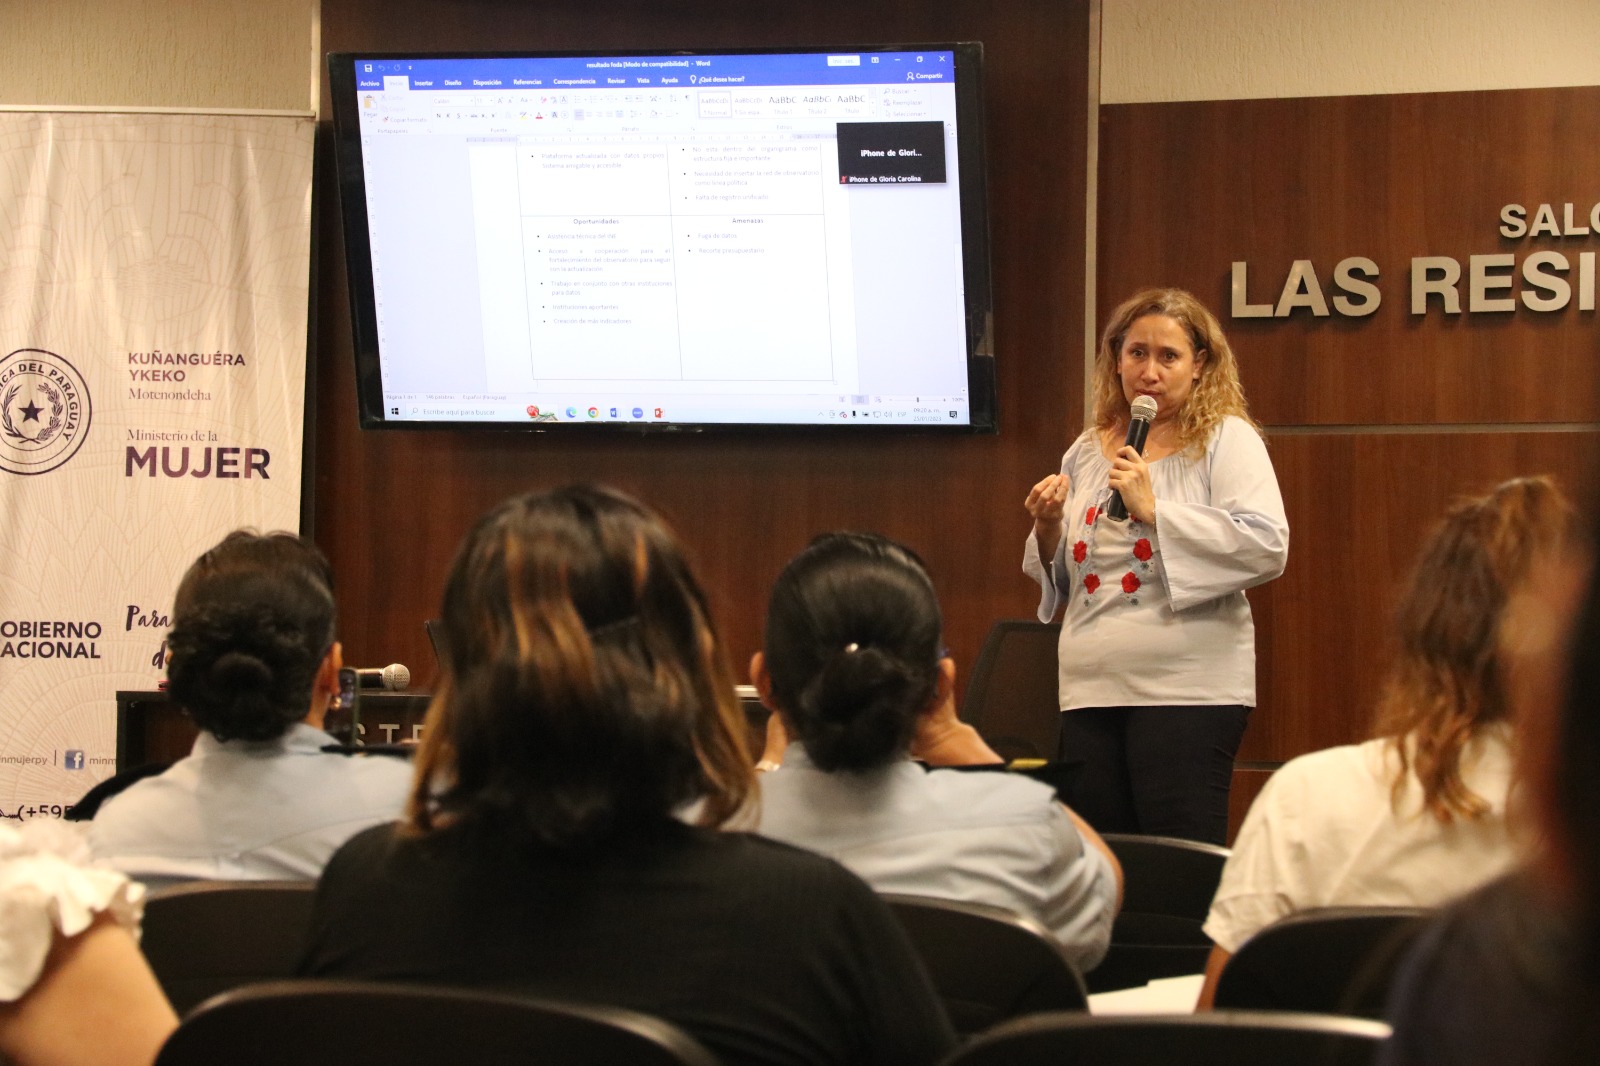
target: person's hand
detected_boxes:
[1108,445,1156,525]
[910,688,1002,767]
[1025,474,1070,562]
[1025,473,1069,523]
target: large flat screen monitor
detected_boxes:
[327,45,994,431]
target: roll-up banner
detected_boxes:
[0,111,313,818]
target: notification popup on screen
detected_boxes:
[836,122,948,185]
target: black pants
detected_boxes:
[1055,705,1250,846]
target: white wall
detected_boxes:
[1101,0,1600,103]
[0,0,315,111]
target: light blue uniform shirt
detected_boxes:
[88,722,412,886]
[756,744,1117,974]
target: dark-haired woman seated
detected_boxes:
[89,531,411,884]
[752,533,1122,975]
[299,488,955,1066]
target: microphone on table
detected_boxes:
[1105,394,1159,522]
[355,663,411,690]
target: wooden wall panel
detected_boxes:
[315,0,1091,693]
[1099,88,1600,427]
[1227,767,1274,847]
[1101,87,1600,784]
[1241,430,1600,763]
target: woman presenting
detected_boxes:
[1023,288,1288,845]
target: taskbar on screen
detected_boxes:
[381,395,971,427]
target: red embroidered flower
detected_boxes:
[1122,572,1141,594]
[1133,538,1152,561]
[1072,540,1088,563]
[1084,573,1100,594]
[1085,506,1097,525]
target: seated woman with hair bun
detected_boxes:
[299,488,954,1066]
[752,533,1123,975]
[89,531,412,885]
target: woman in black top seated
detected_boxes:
[299,486,954,1066]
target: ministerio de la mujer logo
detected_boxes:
[0,349,92,475]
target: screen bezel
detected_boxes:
[326,44,996,434]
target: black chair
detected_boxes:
[961,620,1062,761]
[1088,833,1230,993]
[941,1009,1391,1066]
[141,880,317,1015]
[882,893,1087,1035]
[1213,906,1431,1019]
[154,979,721,1066]
[423,617,445,665]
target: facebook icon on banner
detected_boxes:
[64,750,85,770]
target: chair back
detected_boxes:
[423,617,445,666]
[881,893,1086,1035]
[154,979,721,1066]
[1214,906,1431,1018]
[141,880,317,1015]
[943,1009,1390,1066]
[960,620,1062,761]
[1088,833,1230,993]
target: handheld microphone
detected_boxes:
[355,663,411,690]
[1105,395,1159,522]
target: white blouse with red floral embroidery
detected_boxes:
[1023,416,1289,711]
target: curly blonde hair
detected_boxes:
[1091,288,1259,455]
[1376,476,1575,823]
